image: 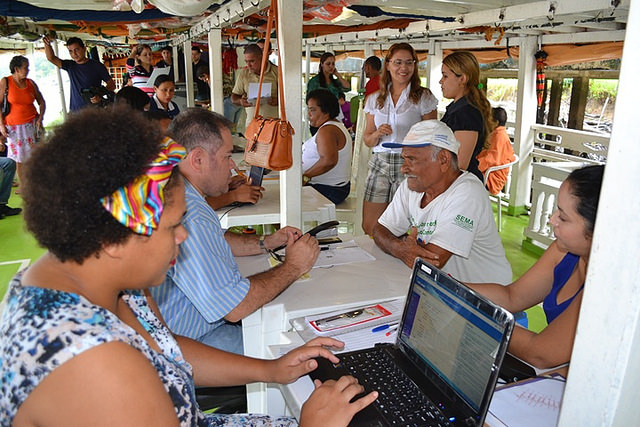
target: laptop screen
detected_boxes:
[398,261,513,415]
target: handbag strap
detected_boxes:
[253,0,286,122]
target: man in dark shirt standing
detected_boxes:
[191,46,209,102]
[155,46,175,81]
[43,36,115,112]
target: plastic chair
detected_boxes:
[483,154,519,231]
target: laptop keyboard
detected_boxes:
[340,349,452,427]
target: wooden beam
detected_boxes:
[547,77,564,126]
[568,76,589,130]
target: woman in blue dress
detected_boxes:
[0,105,377,426]
[467,165,604,369]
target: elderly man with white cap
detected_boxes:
[372,119,512,284]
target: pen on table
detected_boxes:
[386,325,399,336]
[372,323,398,333]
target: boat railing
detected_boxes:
[524,124,608,251]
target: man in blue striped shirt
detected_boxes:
[150,108,320,354]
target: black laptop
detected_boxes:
[309,259,514,427]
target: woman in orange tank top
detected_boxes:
[0,56,46,193]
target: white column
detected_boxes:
[305,43,311,90]
[362,44,374,92]
[183,40,195,108]
[52,40,67,118]
[171,45,179,83]
[427,40,442,101]
[208,29,224,114]
[559,1,640,424]
[277,0,303,229]
[364,44,373,58]
[510,36,537,215]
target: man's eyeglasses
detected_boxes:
[390,59,416,67]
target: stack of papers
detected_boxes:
[314,240,375,268]
[487,374,566,427]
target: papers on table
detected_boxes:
[145,66,170,87]
[314,240,375,268]
[247,82,272,104]
[291,298,405,353]
[487,374,566,427]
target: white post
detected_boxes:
[427,40,442,102]
[559,1,640,424]
[362,44,374,92]
[510,36,537,216]
[172,45,179,83]
[208,29,224,114]
[183,40,195,108]
[305,43,311,90]
[277,0,303,229]
[52,40,67,119]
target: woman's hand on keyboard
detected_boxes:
[269,337,343,384]
[300,376,378,427]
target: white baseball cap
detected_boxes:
[382,120,460,155]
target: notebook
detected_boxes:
[309,259,514,427]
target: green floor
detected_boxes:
[0,190,545,330]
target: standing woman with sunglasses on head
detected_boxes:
[0,55,45,195]
[439,51,496,182]
[127,44,155,97]
[361,43,438,235]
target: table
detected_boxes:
[237,235,412,416]
[215,184,336,229]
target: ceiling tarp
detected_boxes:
[0,0,172,23]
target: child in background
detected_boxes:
[149,74,180,119]
[338,93,353,131]
[477,107,516,195]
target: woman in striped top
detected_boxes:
[126,44,155,97]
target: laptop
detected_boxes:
[309,259,514,426]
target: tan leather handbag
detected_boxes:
[244,0,294,171]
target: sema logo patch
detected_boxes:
[453,214,474,231]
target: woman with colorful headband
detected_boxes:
[0,106,376,426]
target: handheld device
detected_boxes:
[248,165,264,187]
[270,220,340,253]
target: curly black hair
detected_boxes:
[22,105,177,263]
[306,89,340,120]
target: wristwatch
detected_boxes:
[302,175,311,185]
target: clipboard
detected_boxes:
[146,66,171,87]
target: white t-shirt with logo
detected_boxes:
[378,172,512,284]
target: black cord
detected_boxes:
[218,205,239,220]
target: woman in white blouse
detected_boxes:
[361,43,438,235]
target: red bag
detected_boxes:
[244,0,294,171]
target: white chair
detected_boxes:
[483,154,519,232]
[335,97,371,236]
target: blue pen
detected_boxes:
[372,324,396,333]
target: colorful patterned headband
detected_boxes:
[101,137,186,236]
